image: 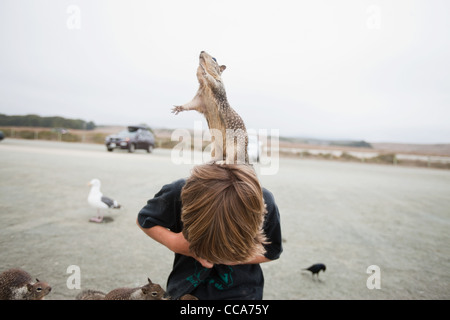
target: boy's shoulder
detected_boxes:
[262,188,274,201]
[158,178,186,197]
[262,188,276,208]
[170,178,187,190]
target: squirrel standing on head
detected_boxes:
[172,51,249,164]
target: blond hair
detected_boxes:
[181,163,267,264]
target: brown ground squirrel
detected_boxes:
[75,289,107,300]
[0,268,51,300]
[172,51,249,164]
[76,278,198,300]
[76,278,167,300]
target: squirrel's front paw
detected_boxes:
[172,106,184,115]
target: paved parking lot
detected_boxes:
[1,139,449,299]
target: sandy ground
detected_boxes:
[0,139,449,300]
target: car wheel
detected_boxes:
[147,145,153,153]
[128,143,135,153]
[107,148,113,152]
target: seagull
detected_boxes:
[303,263,326,280]
[87,178,121,223]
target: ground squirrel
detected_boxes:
[172,51,249,164]
[0,268,51,300]
[76,278,198,300]
[178,293,199,300]
[75,289,107,300]
[76,278,167,300]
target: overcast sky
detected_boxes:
[1,0,449,143]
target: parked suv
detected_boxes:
[105,126,155,153]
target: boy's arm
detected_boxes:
[136,220,213,268]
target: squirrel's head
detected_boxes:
[26,279,52,300]
[197,51,226,85]
[142,278,167,300]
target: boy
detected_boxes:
[137,163,282,299]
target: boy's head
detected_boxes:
[181,163,268,265]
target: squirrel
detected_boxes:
[76,278,198,300]
[0,268,51,300]
[178,293,199,300]
[172,51,249,164]
[76,278,167,300]
[75,289,107,300]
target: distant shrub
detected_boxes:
[0,113,96,130]
[340,152,360,161]
[331,140,373,148]
[90,133,107,144]
[17,130,35,139]
[0,128,12,137]
[301,151,311,157]
[61,133,81,142]
[369,153,397,164]
[158,137,180,149]
[38,131,58,140]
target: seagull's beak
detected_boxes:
[87,182,92,186]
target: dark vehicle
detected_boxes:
[0,130,4,141]
[105,126,155,153]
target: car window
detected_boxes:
[118,130,136,138]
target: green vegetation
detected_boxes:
[280,136,373,149]
[0,127,82,142]
[0,114,96,130]
[367,153,397,164]
[330,140,373,148]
